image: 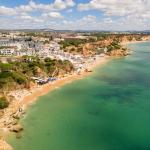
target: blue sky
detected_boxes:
[0,0,149,30]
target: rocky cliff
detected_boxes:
[107,49,131,57]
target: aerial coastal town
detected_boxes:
[0,30,150,149]
[0,0,149,149]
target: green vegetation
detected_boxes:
[107,40,121,52]
[0,71,27,91]
[0,56,74,91]
[127,36,133,41]
[0,63,13,71]
[135,36,142,41]
[26,32,37,37]
[44,57,74,76]
[0,97,9,109]
[59,39,87,48]
[87,37,97,42]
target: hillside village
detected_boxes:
[0,32,150,95]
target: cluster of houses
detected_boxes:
[0,32,108,75]
[0,35,85,62]
[0,38,42,56]
[31,77,58,85]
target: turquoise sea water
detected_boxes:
[7,42,150,150]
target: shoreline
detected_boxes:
[0,55,110,149]
[121,40,150,46]
[1,39,149,149]
[20,55,110,109]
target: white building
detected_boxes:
[0,48,15,55]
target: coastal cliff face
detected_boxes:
[83,42,130,57]
[142,35,150,41]
[62,35,150,57]
[83,43,95,56]
[106,49,130,57]
[0,139,13,150]
[82,40,112,56]
[82,38,131,57]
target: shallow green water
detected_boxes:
[8,42,150,150]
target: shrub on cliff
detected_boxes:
[12,72,27,84]
[59,39,86,48]
[0,63,13,72]
[107,40,121,52]
[0,97,9,109]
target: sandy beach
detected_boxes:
[121,40,149,46]
[20,55,109,109]
[0,55,110,133]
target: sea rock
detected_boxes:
[16,132,22,139]
[10,124,23,133]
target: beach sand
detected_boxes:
[0,55,109,128]
[21,55,109,109]
[121,40,149,46]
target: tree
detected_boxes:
[0,97,9,109]
[0,63,13,71]
[44,57,51,63]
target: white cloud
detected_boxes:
[0,6,16,16]
[0,13,149,30]
[15,14,44,23]
[76,0,150,30]
[52,0,75,9]
[65,0,75,7]
[0,0,150,30]
[82,15,96,22]
[15,0,75,13]
[57,13,150,31]
[103,18,113,23]
[0,0,75,16]
[60,15,97,30]
[78,0,150,17]
[42,12,63,19]
[53,0,66,10]
[19,15,33,20]
[0,0,72,29]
